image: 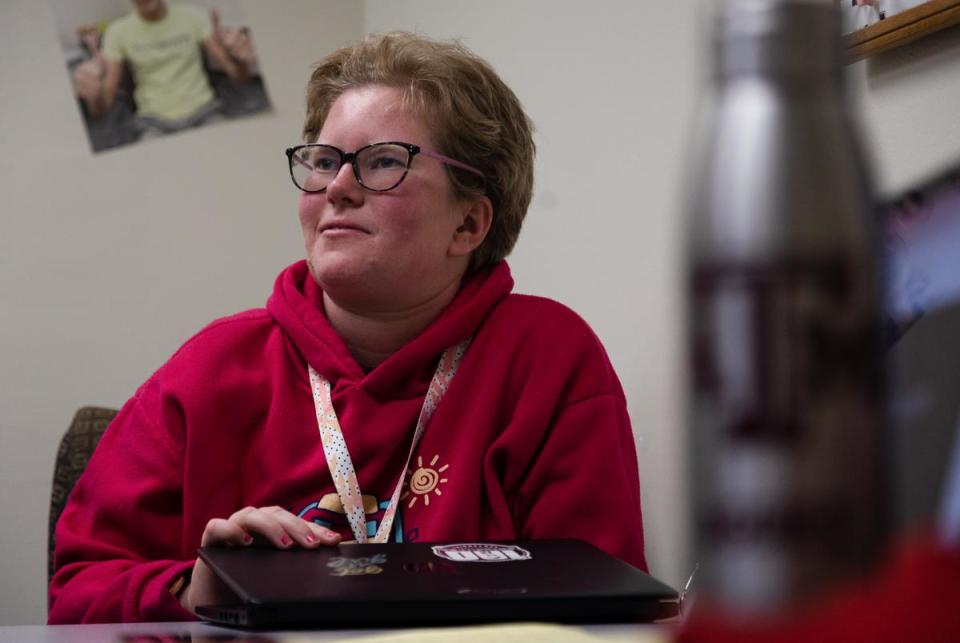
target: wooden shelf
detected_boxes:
[845,0,960,61]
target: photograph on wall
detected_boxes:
[842,0,929,32]
[49,0,272,153]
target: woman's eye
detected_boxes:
[369,155,405,170]
[314,156,339,172]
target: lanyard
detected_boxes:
[308,339,471,543]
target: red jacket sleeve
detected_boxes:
[512,393,648,572]
[48,390,197,623]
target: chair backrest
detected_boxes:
[48,406,118,585]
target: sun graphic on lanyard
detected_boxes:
[400,454,449,509]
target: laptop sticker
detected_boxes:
[327,553,387,576]
[432,543,532,562]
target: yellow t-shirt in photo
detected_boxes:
[102,4,215,122]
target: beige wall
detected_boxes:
[0,0,364,624]
[2,0,959,625]
[853,23,960,192]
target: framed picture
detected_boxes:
[841,0,960,61]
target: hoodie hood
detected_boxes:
[266,260,514,399]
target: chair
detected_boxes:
[48,406,118,585]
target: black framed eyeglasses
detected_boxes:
[285,141,484,193]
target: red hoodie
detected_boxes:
[49,261,647,623]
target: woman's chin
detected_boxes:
[308,257,378,296]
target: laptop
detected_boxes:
[195,539,678,628]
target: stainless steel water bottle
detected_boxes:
[686,0,889,613]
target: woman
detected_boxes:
[49,32,647,623]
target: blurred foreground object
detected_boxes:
[684,0,889,616]
[678,535,960,643]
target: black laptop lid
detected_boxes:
[196,539,678,627]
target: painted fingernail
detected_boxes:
[304,533,316,544]
[280,534,292,546]
[242,534,253,545]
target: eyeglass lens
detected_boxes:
[290,144,412,192]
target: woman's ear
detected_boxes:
[449,196,493,257]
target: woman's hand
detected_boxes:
[179,506,341,614]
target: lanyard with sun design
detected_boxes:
[308,339,471,544]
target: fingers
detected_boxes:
[230,506,300,548]
[73,60,104,100]
[76,24,101,54]
[304,518,342,546]
[219,27,256,65]
[200,517,253,547]
[200,506,341,550]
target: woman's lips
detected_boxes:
[319,222,369,236]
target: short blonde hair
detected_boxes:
[303,32,535,271]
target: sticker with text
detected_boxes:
[327,553,386,576]
[431,543,532,563]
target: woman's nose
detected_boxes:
[325,162,364,205]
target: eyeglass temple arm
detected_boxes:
[420,150,484,178]
[290,154,313,172]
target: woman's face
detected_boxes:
[299,85,474,312]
